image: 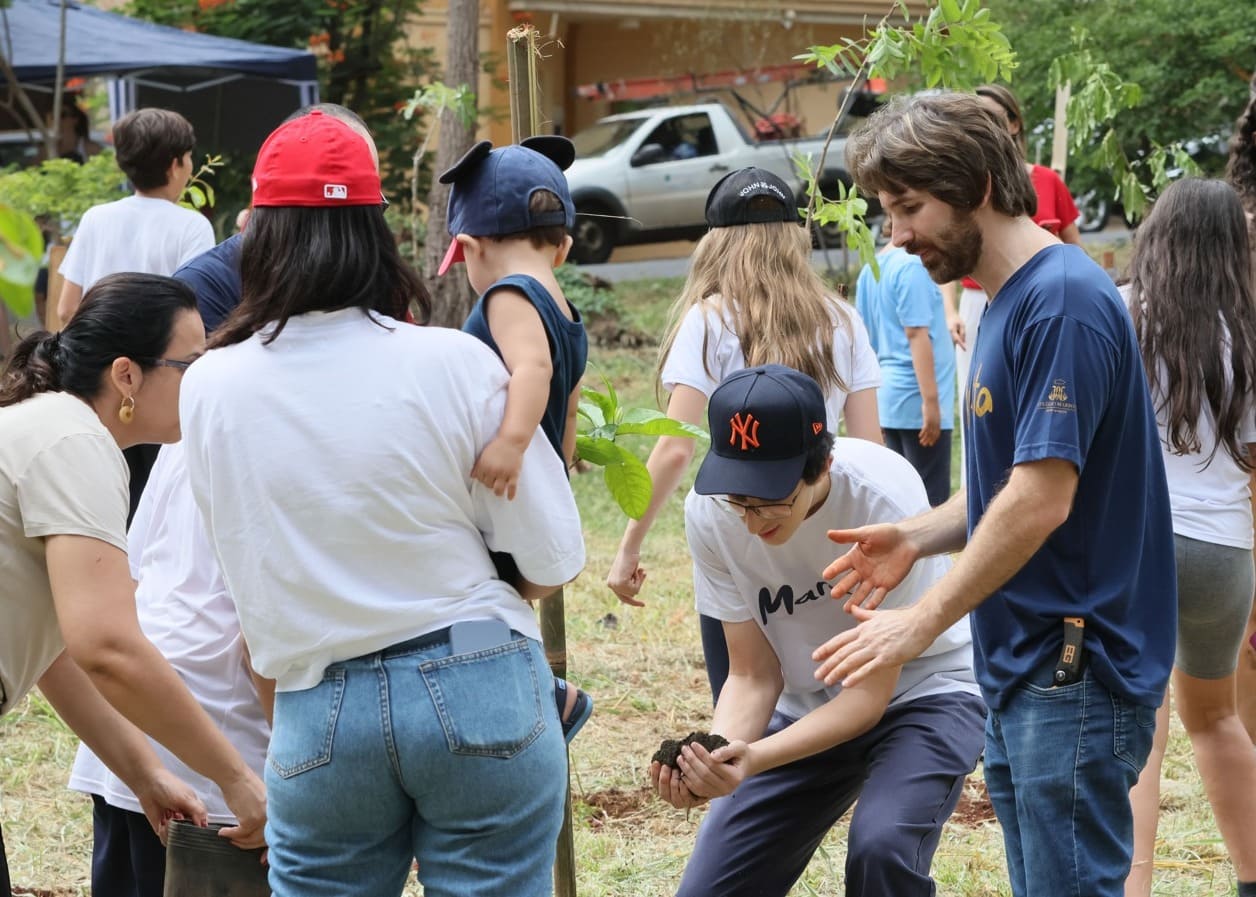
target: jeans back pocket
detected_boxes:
[268,669,347,779]
[420,639,546,759]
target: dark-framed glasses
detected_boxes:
[716,484,806,521]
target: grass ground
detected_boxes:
[1,244,1237,896]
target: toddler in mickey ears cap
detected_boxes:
[439,136,594,742]
[439,136,587,497]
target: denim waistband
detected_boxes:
[379,627,453,658]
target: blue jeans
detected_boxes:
[676,692,987,897]
[264,629,567,897]
[983,663,1158,897]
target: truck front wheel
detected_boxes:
[570,210,615,265]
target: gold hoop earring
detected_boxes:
[118,395,136,424]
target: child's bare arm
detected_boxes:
[474,289,552,498]
[563,383,581,469]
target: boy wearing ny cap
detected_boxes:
[652,364,984,897]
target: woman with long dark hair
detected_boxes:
[0,273,266,891]
[180,110,584,897]
[1123,179,1256,897]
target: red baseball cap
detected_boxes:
[251,110,381,208]
[437,237,465,276]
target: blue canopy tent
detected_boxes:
[1,0,318,153]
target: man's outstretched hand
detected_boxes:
[823,525,919,612]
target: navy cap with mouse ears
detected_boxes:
[437,136,576,275]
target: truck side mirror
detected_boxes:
[631,143,667,167]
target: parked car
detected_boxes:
[564,101,877,263]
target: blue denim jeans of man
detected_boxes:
[264,629,567,897]
[675,692,987,897]
[983,663,1158,897]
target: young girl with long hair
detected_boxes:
[606,167,881,702]
[1123,178,1256,897]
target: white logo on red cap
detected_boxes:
[324,184,348,200]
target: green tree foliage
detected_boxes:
[987,0,1253,169]
[796,0,1018,272]
[124,0,436,225]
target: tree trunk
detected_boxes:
[423,0,479,327]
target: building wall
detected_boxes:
[416,1,897,145]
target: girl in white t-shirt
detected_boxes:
[605,167,881,702]
[1123,179,1256,897]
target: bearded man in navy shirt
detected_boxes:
[812,92,1175,897]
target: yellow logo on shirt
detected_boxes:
[969,364,993,419]
[1039,378,1077,415]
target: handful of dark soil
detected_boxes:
[652,731,730,769]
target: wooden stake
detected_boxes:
[506,24,578,897]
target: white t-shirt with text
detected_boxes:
[685,438,978,721]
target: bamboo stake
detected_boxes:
[506,24,577,897]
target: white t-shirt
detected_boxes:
[180,309,587,692]
[59,195,215,290]
[0,392,128,716]
[69,443,269,822]
[661,298,881,430]
[685,437,978,721]
[1120,286,1256,548]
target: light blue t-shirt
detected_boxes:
[855,247,956,430]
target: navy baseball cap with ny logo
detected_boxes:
[695,364,829,501]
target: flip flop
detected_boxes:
[555,677,594,744]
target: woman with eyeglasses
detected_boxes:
[0,272,267,893]
[606,167,883,704]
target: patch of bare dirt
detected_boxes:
[949,777,997,828]
[13,888,80,897]
[581,786,654,829]
[582,310,653,348]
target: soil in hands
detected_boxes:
[652,731,730,769]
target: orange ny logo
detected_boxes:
[729,412,761,451]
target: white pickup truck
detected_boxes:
[564,101,870,264]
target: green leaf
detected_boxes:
[0,204,44,318]
[604,451,653,519]
[616,418,710,440]
[574,435,622,466]
[577,399,606,430]
[579,388,614,425]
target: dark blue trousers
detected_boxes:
[882,428,953,508]
[90,795,166,897]
[699,614,729,705]
[675,692,987,897]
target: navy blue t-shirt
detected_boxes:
[964,244,1175,711]
[462,274,587,457]
[173,234,243,334]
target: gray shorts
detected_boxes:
[1174,534,1255,679]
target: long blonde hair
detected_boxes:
[657,221,851,397]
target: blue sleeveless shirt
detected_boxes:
[462,274,587,457]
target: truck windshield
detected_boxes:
[571,119,644,158]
